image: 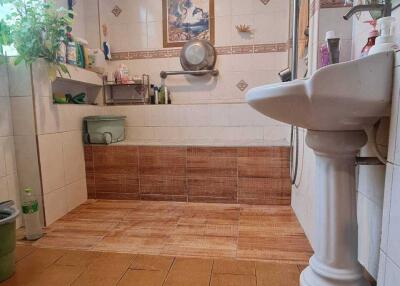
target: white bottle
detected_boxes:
[369,16,398,55]
[164,86,169,104]
[22,188,43,240]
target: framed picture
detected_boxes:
[162,0,215,48]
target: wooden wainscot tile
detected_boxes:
[140,175,186,196]
[187,176,237,202]
[139,146,186,176]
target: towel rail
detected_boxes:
[160,70,219,79]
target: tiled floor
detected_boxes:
[31,200,313,264]
[0,245,306,286]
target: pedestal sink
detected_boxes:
[246,51,394,286]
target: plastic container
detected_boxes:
[83,116,126,145]
[67,41,77,65]
[320,31,336,68]
[21,188,43,241]
[369,16,398,55]
[0,201,19,282]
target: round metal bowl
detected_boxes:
[180,40,217,72]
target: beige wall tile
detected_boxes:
[65,178,87,212]
[0,97,13,137]
[62,131,85,185]
[38,133,65,194]
[10,96,35,136]
[0,64,9,97]
[43,186,68,225]
[7,62,32,97]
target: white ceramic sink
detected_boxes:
[246,51,394,131]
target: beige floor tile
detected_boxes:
[210,274,257,286]
[213,259,255,275]
[117,270,166,286]
[25,265,83,286]
[130,255,174,272]
[256,262,300,286]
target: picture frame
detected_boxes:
[162,0,215,48]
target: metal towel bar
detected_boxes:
[160,70,219,79]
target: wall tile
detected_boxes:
[357,193,382,278]
[139,146,186,176]
[35,96,62,135]
[140,175,186,196]
[0,64,9,97]
[377,251,387,286]
[384,257,400,286]
[381,163,394,253]
[0,177,8,202]
[387,164,400,267]
[187,176,237,203]
[7,62,32,97]
[38,133,65,194]
[10,96,35,136]
[0,97,13,137]
[62,131,86,185]
[43,187,68,225]
[65,178,88,212]
[388,68,399,165]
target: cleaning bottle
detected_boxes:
[21,188,43,240]
[320,31,337,67]
[369,16,398,55]
[361,20,378,57]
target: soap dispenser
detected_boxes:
[369,16,398,55]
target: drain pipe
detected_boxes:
[290,0,300,185]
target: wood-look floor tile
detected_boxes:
[210,274,257,286]
[15,245,35,262]
[118,270,166,286]
[162,235,237,258]
[130,255,174,272]
[213,259,255,275]
[25,265,83,286]
[256,262,300,286]
[164,258,213,286]
[4,248,66,285]
[55,250,100,267]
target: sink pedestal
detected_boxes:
[300,130,369,286]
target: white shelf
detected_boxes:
[56,64,103,87]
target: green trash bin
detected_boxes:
[0,201,19,282]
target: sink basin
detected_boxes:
[246,51,394,131]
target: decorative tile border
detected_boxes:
[111,42,289,61]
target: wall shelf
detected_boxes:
[56,64,103,87]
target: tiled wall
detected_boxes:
[99,0,290,104]
[29,61,104,225]
[378,52,400,286]
[84,145,291,205]
[104,105,291,146]
[0,61,21,227]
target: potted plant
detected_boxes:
[0,0,73,77]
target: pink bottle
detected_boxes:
[361,20,378,58]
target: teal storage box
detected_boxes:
[83,116,126,145]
